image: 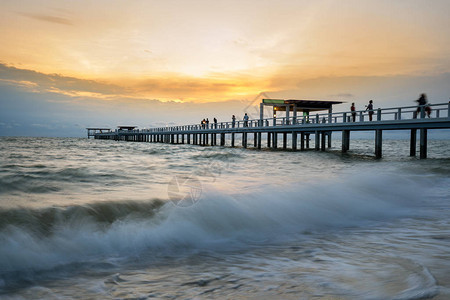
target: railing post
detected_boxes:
[359,111,363,122]
[316,114,319,123]
[397,108,402,120]
[377,108,381,121]
[343,113,347,123]
[448,101,450,118]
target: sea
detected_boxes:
[0,136,449,299]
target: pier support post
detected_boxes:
[220,133,225,146]
[321,132,326,151]
[300,132,305,150]
[328,132,332,148]
[410,129,416,156]
[231,133,235,147]
[273,133,278,149]
[420,128,427,159]
[315,131,320,150]
[242,132,247,148]
[257,132,262,149]
[292,132,297,150]
[306,133,310,149]
[283,133,287,149]
[267,132,271,148]
[342,130,350,153]
[187,134,190,144]
[375,130,382,159]
[254,133,257,148]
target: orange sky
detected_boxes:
[1,0,449,103]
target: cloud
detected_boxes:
[0,63,267,103]
[0,63,129,100]
[18,13,73,26]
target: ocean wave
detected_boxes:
[0,199,164,234]
[0,167,129,194]
[0,171,427,282]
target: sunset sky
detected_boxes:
[1,0,449,136]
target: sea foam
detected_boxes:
[0,170,426,279]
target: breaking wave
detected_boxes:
[0,171,427,284]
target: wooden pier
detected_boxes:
[89,100,450,159]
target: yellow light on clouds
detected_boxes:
[0,0,449,102]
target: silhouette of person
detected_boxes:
[232,115,236,128]
[243,113,249,127]
[415,93,431,118]
[365,100,374,121]
[351,103,356,122]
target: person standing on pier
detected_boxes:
[232,115,236,128]
[243,113,249,127]
[213,117,217,129]
[206,118,209,129]
[365,100,374,121]
[351,103,356,122]
[415,93,431,118]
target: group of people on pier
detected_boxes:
[203,114,250,128]
[348,93,431,122]
[200,117,218,129]
[201,94,431,128]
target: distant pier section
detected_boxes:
[86,128,111,139]
[88,100,450,159]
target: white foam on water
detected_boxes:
[0,170,427,277]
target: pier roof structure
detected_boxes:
[260,98,344,119]
[262,99,344,112]
[118,126,137,131]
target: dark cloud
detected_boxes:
[0,63,126,98]
[19,13,73,26]
[0,63,247,102]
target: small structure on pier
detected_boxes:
[260,99,344,120]
[118,126,137,131]
[86,128,111,139]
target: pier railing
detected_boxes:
[113,102,449,133]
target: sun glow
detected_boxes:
[0,0,449,103]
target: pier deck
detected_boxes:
[90,102,450,159]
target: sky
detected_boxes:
[0,0,449,137]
